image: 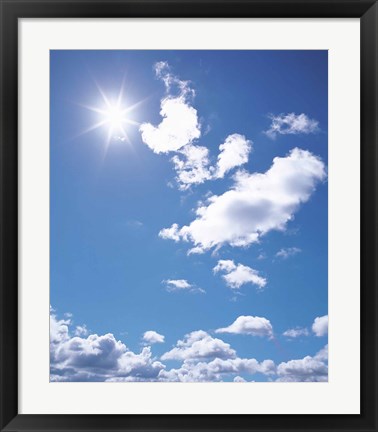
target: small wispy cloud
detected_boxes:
[264,113,319,139]
[126,220,143,228]
[275,247,301,259]
[163,279,205,294]
[154,61,195,99]
[283,327,309,338]
[114,136,128,142]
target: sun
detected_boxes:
[96,99,133,140]
[79,79,143,152]
[104,104,127,131]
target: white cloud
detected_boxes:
[126,220,143,229]
[213,259,266,289]
[142,330,165,344]
[159,223,181,242]
[265,112,319,139]
[216,315,273,339]
[50,311,70,345]
[154,61,195,99]
[160,148,326,253]
[50,311,165,382]
[140,62,254,190]
[312,315,328,337]
[74,325,88,337]
[161,330,236,361]
[163,279,205,294]
[171,134,252,190]
[171,144,212,190]
[282,327,309,338]
[164,279,191,290]
[276,247,302,259]
[140,98,200,154]
[213,259,236,274]
[54,333,128,370]
[158,357,275,382]
[277,345,328,382]
[51,309,327,383]
[215,134,252,178]
[233,375,247,382]
[314,344,328,362]
[260,359,277,375]
[139,62,200,154]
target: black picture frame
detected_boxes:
[1,1,377,431]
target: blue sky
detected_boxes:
[50,50,328,382]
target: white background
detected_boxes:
[19,18,360,414]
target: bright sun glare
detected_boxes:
[97,100,132,139]
[80,79,142,152]
[104,105,127,130]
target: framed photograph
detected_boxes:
[1,1,377,431]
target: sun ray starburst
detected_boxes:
[79,78,144,158]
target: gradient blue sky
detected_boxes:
[50,50,328,382]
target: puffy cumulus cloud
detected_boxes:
[215,134,252,178]
[314,344,328,362]
[265,112,319,139]
[282,327,309,338]
[158,357,276,382]
[161,330,236,362]
[50,309,327,382]
[142,330,165,344]
[54,334,129,370]
[171,144,212,190]
[159,148,326,253]
[141,62,255,188]
[234,375,247,382]
[213,259,266,290]
[50,310,70,345]
[163,279,205,294]
[116,346,165,380]
[140,98,201,154]
[216,315,273,339]
[259,359,277,375]
[139,62,200,154]
[312,315,328,337]
[140,62,254,190]
[276,345,328,382]
[159,223,181,242]
[171,134,252,190]
[50,310,165,382]
[276,247,302,259]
